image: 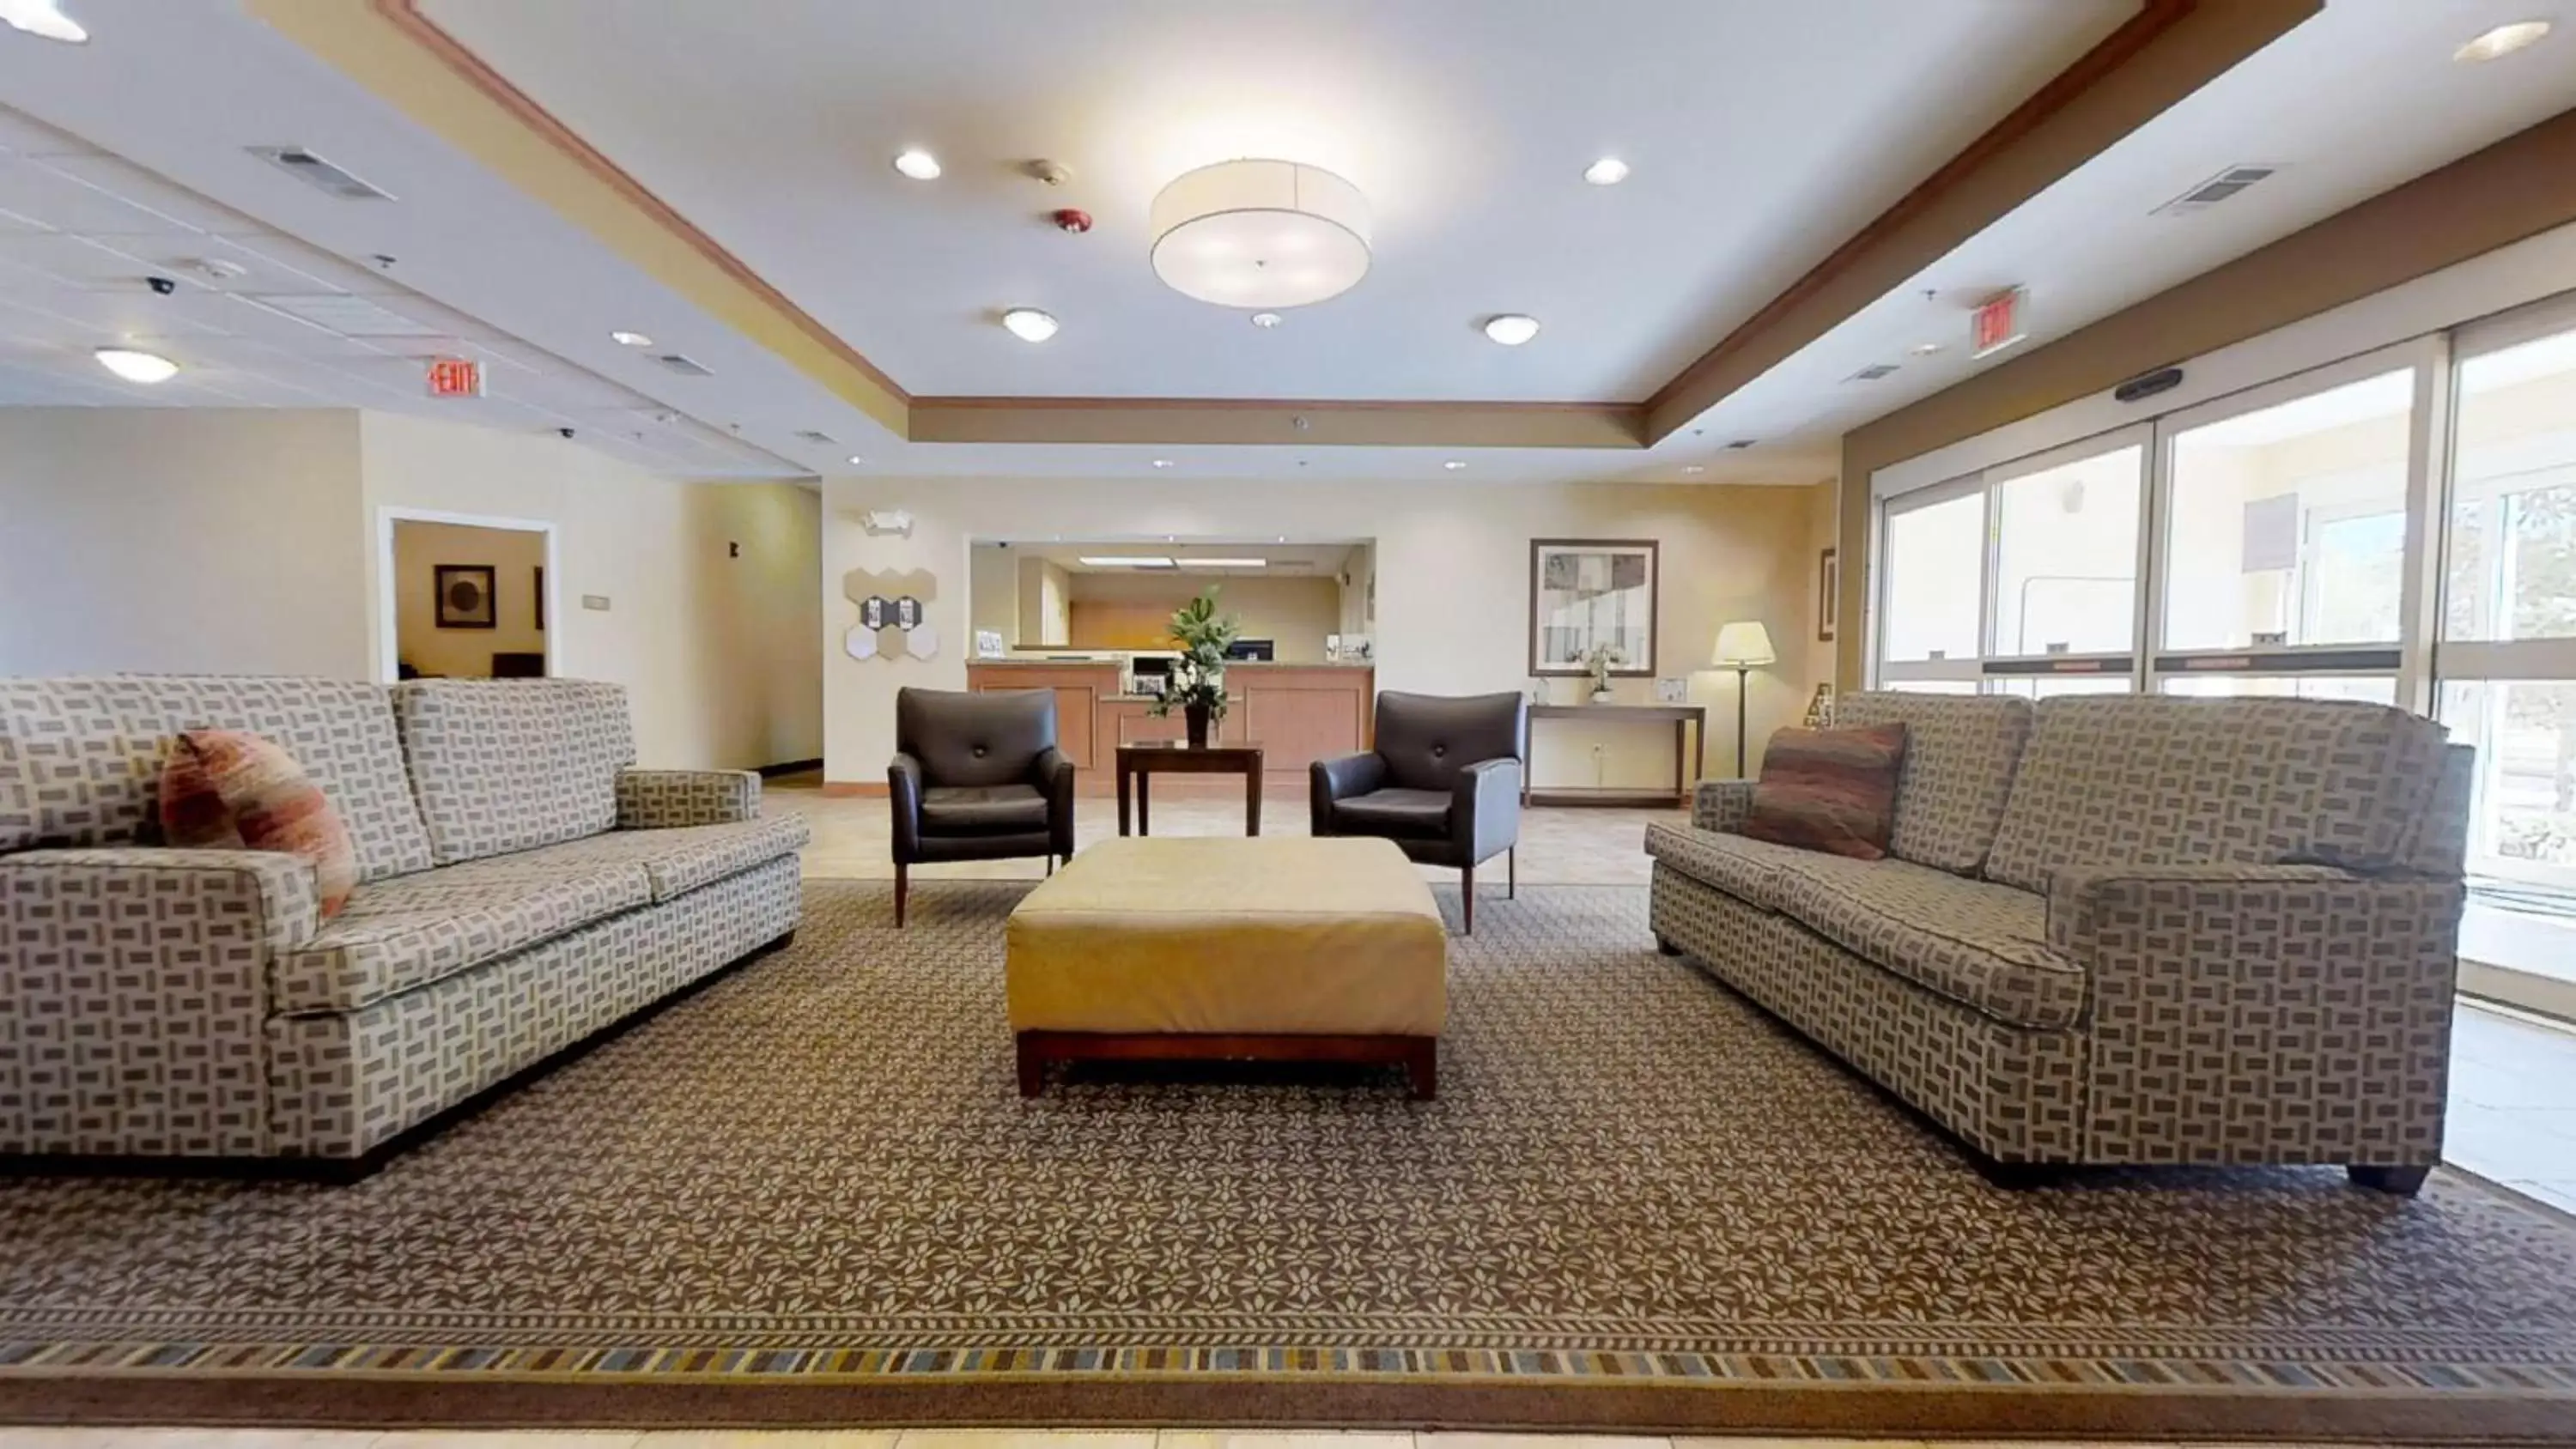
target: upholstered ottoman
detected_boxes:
[1005,836,1449,1097]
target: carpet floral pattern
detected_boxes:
[3,881,2574,1436]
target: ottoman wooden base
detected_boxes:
[1016,1030,1437,1100]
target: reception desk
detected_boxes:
[966,660,1374,789]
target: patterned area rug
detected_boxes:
[4,880,2576,1440]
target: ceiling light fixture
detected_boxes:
[1443,460,1467,471]
[892,149,942,180]
[1583,156,1630,185]
[94,348,178,384]
[1909,342,1943,356]
[1250,312,1283,329]
[1078,555,1176,568]
[0,0,88,43]
[2456,20,2550,61]
[1191,558,1269,567]
[1483,314,1541,346]
[1000,307,1059,343]
[1151,459,1175,469]
[1151,159,1371,310]
[847,455,864,465]
[1682,465,1704,476]
[610,330,654,349]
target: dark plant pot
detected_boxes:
[1184,701,1212,748]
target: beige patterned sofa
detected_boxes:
[1645,692,2471,1193]
[0,676,808,1169]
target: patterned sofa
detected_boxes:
[1645,692,2471,1192]
[0,676,808,1168]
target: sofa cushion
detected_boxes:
[920,783,1048,835]
[1832,692,2033,876]
[1741,723,1908,859]
[1984,696,2454,895]
[1642,822,1817,912]
[273,852,652,1014]
[497,815,811,901]
[0,676,432,882]
[1771,858,2087,1030]
[392,679,635,865]
[159,729,359,917]
[1333,787,1453,840]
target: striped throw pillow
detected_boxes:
[159,729,359,918]
[1739,723,1910,860]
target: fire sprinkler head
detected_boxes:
[1027,159,1074,187]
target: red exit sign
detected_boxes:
[426,357,483,397]
[1971,288,2027,359]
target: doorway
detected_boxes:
[380,511,556,682]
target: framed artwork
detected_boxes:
[434,564,497,629]
[1528,538,1659,676]
[1818,547,1840,642]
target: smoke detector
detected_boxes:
[1026,159,1074,187]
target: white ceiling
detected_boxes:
[0,101,799,475]
[416,0,2130,404]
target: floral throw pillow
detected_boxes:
[1739,723,1910,860]
[159,729,358,917]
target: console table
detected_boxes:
[1523,704,1707,809]
[1117,742,1266,836]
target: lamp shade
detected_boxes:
[1712,621,1777,668]
[1150,160,1372,309]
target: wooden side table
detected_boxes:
[1523,703,1708,808]
[1116,742,1266,836]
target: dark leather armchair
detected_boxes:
[888,687,1076,926]
[1311,690,1527,933]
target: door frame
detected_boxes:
[374,506,560,684]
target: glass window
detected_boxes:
[2440,681,2576,882]
[2446,330,2576,643]
[1880,490,1984,664]
[1990,446,2142,657]
[2163,370,2414,652]
[2160,674,2399,705]
[1886,680,1980,695]
[1994,675,2134,698]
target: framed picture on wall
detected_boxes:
[1528,538,1658,676]
[434,564,497,629]
[1818,547,1839,642]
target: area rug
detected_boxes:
[3,881,2574,1441]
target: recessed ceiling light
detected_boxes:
[1909,341,1943,356]
[1682,465,1704,476]
[1151,459,1175,469]
[847,455,864,465]
[94,347,178,384]
[1443,460,1467,471]
[1192,558,1269,567]
[1583,156,1630,186]
[0,0,88,43]
[1079,555,1176,568]
[1483,314,1541,346]
[2456,20,2549,61]
[1000,307,1059,343]
[610,330,653,348]
[892,149,942,180]
[1250,312,1282,329]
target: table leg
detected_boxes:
[1246,766,1261,836]
[1118,764,1133,837]
[1139,771,1151,836]
[1674,719,1686,807]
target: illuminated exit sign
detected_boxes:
[1971,288,2027,359]
[426,357,483,397]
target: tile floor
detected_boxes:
[0,1432,2380,1449]
[2446,1001,2576,1215]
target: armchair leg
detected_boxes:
[1507,847,1516,900]
[895,862,909,928]
[1461,864,1475,936]
[1045,854,1054,878]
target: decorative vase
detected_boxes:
[1590,687,1614,703]
[1184,701,1212,747]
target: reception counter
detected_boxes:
[965,660,1375,786]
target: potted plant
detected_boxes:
[1582,641,1624,702]
[1151,587,1241,746]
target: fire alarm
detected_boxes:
[1052,208,1093,233]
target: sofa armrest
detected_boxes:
[1692,779,1757,833]
[1455,756,1523,864]
[2045,863,2464,1166]
[0,847,319,1157]
[616,769,761,828]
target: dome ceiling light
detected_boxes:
[1150,159,1371,311]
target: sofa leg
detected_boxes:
[1460,864,1475,935]
[1015,1034,1046,1098]
[2349,1164,2432,1196]
[895,863,908,928]
[1656,935,1682,956]
[1404,1038,1438,1100]
[1975,1157,2067,1191]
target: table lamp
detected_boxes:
[1711,621,1777,778]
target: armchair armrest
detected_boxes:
[615,768,761,828]
[1693,779,1757,833]
[0,847,320,1157]
[1309,751,1387,834]
[889,751,926,863]
[1455,757,1523,865]
[1030,746,1077,858]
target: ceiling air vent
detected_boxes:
[653,354,714,377]
[2155,164,2278,216]
[793,429,837,445]
[1848,363,1900,382]
[247,147,395,202]
[1725,439,1757,450]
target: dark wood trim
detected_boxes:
[1526,788,1691,809]
[1528,537,1661,677]
[1017,1030,1436,1100]
[756,758,823,778]
[821,780,890,797]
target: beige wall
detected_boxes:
[1060,573,1341,661]
[359,411,822,771]
[392,519,547,678]
[823,476,1831,790]
[0,409,369,678]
